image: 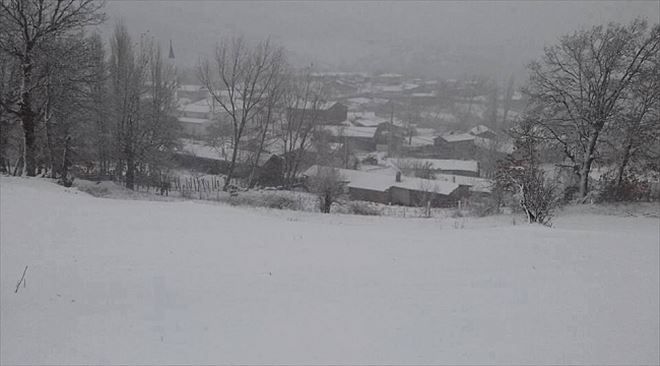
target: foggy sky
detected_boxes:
[103,0,659,78]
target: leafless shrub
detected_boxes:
[347,201,382,216]
[307,167,345,213]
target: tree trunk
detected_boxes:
[322,193,332,213]
[21,112,37,177]
[125,148,135,190]
[616,139,633,189]
[19,55,37,177]
[125,158,135,190]
[248,120,270,188]
[223,138,240,191]
[12,155,23,176]
[578,132,600,198]
[58,136,72,186]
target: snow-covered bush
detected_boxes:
[307,167,345,213]
[597,172,654,202]
[495,121,560,226]
[346,201,382,216]
[220,192,301,211]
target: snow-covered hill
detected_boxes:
[1,176,658,364]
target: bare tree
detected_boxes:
[278,67,327,187]
[0,0,105,176]
[199,36,284,190]
[108,22,147,189]
[39,33,102,179]
[87,32,111,176]
[247,63,286,188]
[526,19,660,198]
[107,23,178,190]
[611,56,660,190]
[496,119,559,225]
[307,166,344,213]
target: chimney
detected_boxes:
[395,171,401,182]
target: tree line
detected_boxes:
[0,0,179,189]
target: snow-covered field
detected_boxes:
[1,176,658,365]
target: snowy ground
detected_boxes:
[1,176,658,365]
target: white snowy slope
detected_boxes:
[1,176,658,365]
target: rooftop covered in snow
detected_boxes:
[304,165,460,195]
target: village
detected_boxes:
[173,57,523,210]
[2,1,659,364]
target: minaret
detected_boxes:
[168,39,178,101]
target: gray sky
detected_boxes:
[103,0,660,78]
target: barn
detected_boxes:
[303,165,467,207]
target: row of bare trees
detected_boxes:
[198,37,329,190]
[0,0,180,188]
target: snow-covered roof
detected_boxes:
[179,116,211,125]
[388,158,479,173]
[310,71,368,77]
[304,165,460,195]
[434,173,493,193]
[346,97,372,105]
[292,101,343,111]
[178,140,223,160]
[377,83,419,93]
[177,139,265,164]
[406,136,435,147]
[379,85,405,93]
[377,73,403,78]
[360,165,401,176]
[473,137,515,154]
[181,101,211,114]
[322,126,377,138]
[411,92,436,97]
[179,84,205,92]
[415,128,437,136]
[440,133,476,143]
[348,111,389,127]
[421,111,459,124]
[469,125,496,136]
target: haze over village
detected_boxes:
[1,1,659,364]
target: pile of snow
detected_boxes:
[1,176,658,365]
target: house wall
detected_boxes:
[347,137,376,152]
[473,131,498,139]
[180,122,211,137]
[348,187,390,204]
[182,110,210,119]
[325,103,348,124]
[287,103,348,126]
[450,185,471,202]
[390,186,466,208]
[435,169,479,178]
[390,186,412,206]
[174,154,252,177]
[447,140,478,159]
[178,90,207,103]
